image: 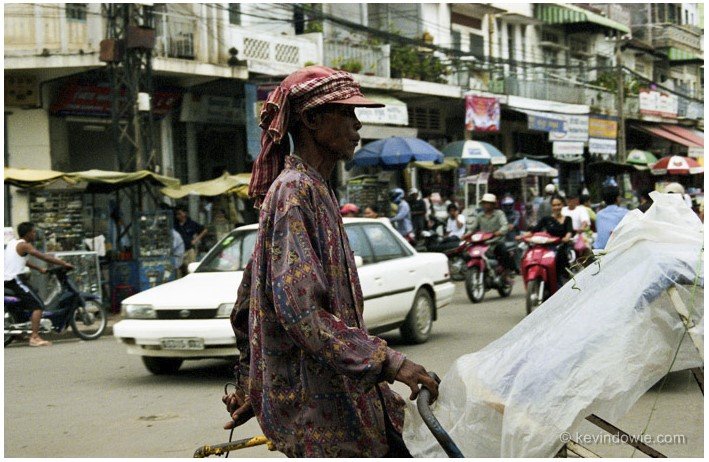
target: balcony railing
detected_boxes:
[651,23,702,52]
[496,76,617,113]
[154,12,197,60]
[323,39,390,78]
[228,28,321,74]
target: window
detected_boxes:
[228,3,241,26]
[197,230,256,272]
[451,30,462,51]
[469,33,484,58]
[345,226,375,265]
[66,3,87,21]
[362,224,408,262]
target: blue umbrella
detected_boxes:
[347,136,444,169]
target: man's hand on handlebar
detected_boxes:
[222,388,254,430]
[395,358,440,404]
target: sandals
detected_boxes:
[29,338,52,347]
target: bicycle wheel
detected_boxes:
[70,300,108,340]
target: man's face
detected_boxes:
[26,228,37,243]
[482,201,495,212]
[176,210,187,222]
[448,208,458,218]
[363,207,378,219]
[567,198,578,209]
[311,104,362,162]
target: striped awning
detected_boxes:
[535,4,630,34]
[667,47,703,63]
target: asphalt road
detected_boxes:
[4,280,703,457]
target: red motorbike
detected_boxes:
[464,231,514,303]
[519,232,563,314]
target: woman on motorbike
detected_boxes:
[517,195,573,285]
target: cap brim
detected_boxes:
[330,94,384,108]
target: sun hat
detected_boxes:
[481,193,497,203]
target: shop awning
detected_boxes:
[65,169,180,193]
[4,167,75,189]
[633,124,702,148]
[667,47,703,64]
[660,125,704,147]
[534,4,630,35]
[354,93,409,126]
[160,172,251,199]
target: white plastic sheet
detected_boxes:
[403,192,704,457]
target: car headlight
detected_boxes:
[122,304,157,319]
[216,303,233,318]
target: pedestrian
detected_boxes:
[537,183,556,221]
[470,193,514,281]
[363,203,380,219]
[174,205,207,278]
[388,187,414,240]
[445,203,466,239]
[223,65,438,457]
[408,188,427,239]
[580,193,597,231]
[593,186,629,250]
[4,222,74,346]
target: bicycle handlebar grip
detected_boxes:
[416,372,464,458]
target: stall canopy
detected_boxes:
[160,172,251,199]
[633,124,703,149]
[534,3,630,34]
[4,167,75,189]
[65,169,180,193]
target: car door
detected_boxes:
[343,224,384,327]
[360,222,415,328]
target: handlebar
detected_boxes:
[416,372,464,458]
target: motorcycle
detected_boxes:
[4,267,108,346]
[415,217,470,281]
[464,231,515,303]
[519,232,564,314]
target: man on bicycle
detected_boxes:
[4,222,74,346]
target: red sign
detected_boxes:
[465,95,500,132]
[50,83,181,118]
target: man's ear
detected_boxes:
[300,108,321,131]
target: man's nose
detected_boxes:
[353,115,362,130]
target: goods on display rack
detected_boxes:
[50,251,102,303]
[346,175,390,214]
[28,190,88,252]
[134,210,176,290]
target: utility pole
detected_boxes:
[614,33,627,163]
[101,3,156,172]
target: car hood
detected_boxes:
[121,271,243,309]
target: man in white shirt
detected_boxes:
[445,203,466,239]
[562,193,590,233]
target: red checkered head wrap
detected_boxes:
[248,65,383,205]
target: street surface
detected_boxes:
[4,280,703,457]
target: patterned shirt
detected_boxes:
[231,156,406,457]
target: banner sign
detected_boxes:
[553,141,584,156]
[688,146,704,158]
[356,104,409,126]
[589,138,617,155]
[527,112,566,132]
[548,115,589,142]
[179,94,244,124]
[639,88,678,118]
[465,95,500,132]
[588,115,618,139]
[50,83,181,118]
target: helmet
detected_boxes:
[501,196,514,206]
[389,188,405,204]
[481,193,497,204]
[408,187,419,196]
[544,184,556,194]
[664,182,685,194]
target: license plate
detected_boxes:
[160,338,205,350]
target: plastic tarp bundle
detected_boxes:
[403,192,704,458]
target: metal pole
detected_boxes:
[615,35,626,164]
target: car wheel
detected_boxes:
[142,356,183,375]
[400,289,433,344]
[465,267,485,303]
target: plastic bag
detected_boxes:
[403,192,703,457]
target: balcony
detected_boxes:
[651,24,702,52]
[154,11,197,60]
[228,28,321,76]
[496,76,617,113]
[323,38,390,78]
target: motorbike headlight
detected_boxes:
[216,303,233,318]
[122,304,157,319]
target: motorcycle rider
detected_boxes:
[471,193,514,282]
[501,195,520,240]
[537,184,557,221]
[4,222,74,346]
[518,195,573,286]
[388,188,414,241]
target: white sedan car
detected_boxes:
[114,218,455,374]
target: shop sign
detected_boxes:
[552,141,584,156]
[527,112,565,132]
[465,95,500,132]
[548,115,589,142]
[180,94,244,124]
[688,146,704,158]
[639,88,678,118]
[589,138,617,155]
[50,83,181,118]
[355,105,408,126]
[588,115,618,139]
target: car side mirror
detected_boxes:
[187,262,200,274]
[354,255,364,267]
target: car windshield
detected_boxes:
[196,229,257,272]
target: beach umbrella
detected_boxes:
[626,150,658,169]
[650,155,703,175]
[492,158,557,180]
[347,136,443,169]
[442,140,507,165]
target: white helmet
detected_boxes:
[664,182,685,194]
[544,184,556,194]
